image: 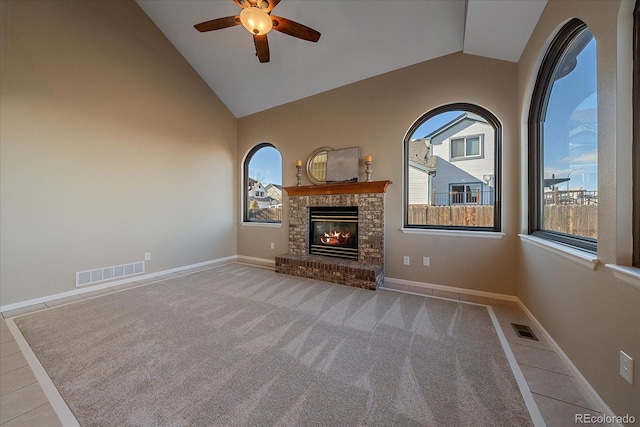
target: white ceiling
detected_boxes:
[136,0,546,118]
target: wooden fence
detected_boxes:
[543,205,597,238]
[248,207,283,222]
[408,204,597,238]
[408,205,494,227]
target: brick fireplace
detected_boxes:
[275,181,390,290]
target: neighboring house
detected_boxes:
[247,178,278,208]
[264,183,283,205]
[247,178,266,198]
[409,112,495,206]
[407,139,437,204]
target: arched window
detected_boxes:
[528,19,597,252]
[243,143,282,223]
[404,103,501,231]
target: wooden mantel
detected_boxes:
[283,180,391,196]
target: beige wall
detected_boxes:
[0,0,237,305]
[517,0,639,417]
[238,52,520,295]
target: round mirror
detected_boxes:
[306,147,333,185]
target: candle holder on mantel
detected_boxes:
[295,160,302,186]
[364,155,373,182]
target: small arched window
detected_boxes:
[528,19,597,252]
[404,103,502,231]
[243,143,282,223]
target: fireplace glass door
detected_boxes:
[309,207,358,260]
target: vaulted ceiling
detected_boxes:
[137,0,547,118]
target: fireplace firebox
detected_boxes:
[309,207,358,260]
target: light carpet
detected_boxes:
[14,263,533,426]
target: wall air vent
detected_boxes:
[76,261,145,287]
[511,323,539,341]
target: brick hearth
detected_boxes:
[276,181,390,290]
[275,253,384,290]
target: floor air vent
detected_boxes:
[511,323,539,341]
[76,261,145,287]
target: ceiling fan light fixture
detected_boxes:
[240,6,273,35]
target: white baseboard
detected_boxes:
[383,276,519,302]
[0,255,237,313]
[516,299,621,426]
[236,255,276,270]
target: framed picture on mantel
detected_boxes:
[326,147,359,183]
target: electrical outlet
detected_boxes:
[144,252,151,261]
[620,351,633,384]
[423,257,430,267]
[403,256,410,265]
[270,242,275,249]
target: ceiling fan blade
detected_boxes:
[271,16,320,42]
[194,16,240,32]
[253,34,270,63]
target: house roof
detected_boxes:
[408,139,436,171]
[136,1,547,118]
[423,112,488,140]
[247,178,264,190]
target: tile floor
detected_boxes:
[0,266,610,426]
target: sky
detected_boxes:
[249,146,282,186]
[542,35,597,191]
[412,111,462,138]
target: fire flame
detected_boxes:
[320,231,350,245]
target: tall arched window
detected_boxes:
[404,103,502,231]
[528,19,597,252]
[243,143,282,223]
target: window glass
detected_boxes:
[449,183,482,205]
[405,104,501,230]
[467,137,480,156]
[529,20,597,251]
[451,139,464,158]
[244,144,282,223]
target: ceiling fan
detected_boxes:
[194,0,321,63]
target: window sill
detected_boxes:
[605,264,640,290]
[401,228,504,239]
[519,234,599,271]
[240,222,282,228]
